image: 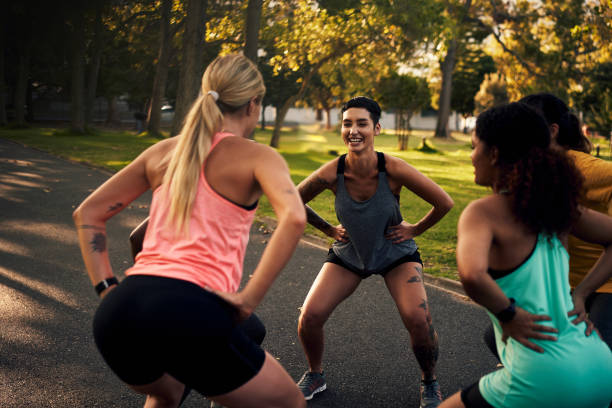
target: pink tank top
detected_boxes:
[126,132,257,293]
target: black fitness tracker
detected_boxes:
[495,297,516,323]
[95,277,119,296]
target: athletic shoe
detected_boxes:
[420,379,442,408]
[297,371,327,400]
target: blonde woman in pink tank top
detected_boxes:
[74,54,306,408]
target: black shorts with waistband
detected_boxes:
[325,248,423,279]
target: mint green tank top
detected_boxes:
[479,234,612,408]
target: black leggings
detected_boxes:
[93,275,266,396]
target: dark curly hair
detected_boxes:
[342,96,382,124]
[519,93,592,153]
[475,102,583,236]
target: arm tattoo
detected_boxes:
[107,202,123,212]
[407,275,422,283]
[306,205,333,233]
[415,265,423,277]
[90,233,107,252]
[299,176,333,203]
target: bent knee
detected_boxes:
[298,307,328,329]
[401,313,432,333]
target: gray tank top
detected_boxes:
[332,152,418,273]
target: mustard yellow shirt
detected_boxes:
[567,150,612,293]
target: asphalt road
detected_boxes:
[0,137,498,407]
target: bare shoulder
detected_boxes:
[315,157,340,181]
[383,153,419,176]
[461,195,512,231]
[142,136,178,162]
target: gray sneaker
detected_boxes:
[420,380,442,408]
[297,371,327,400]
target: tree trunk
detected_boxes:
[0,23,7,125]
[244,0,262,63]
[106,96,119,125]
[15,49,29,126]
[26,80,34,122]
[71,14,86,134]
[325,108,331,130]
[147,0,172,137]
[260,105,266,130]
[85,5,103,126]
[171,0,206,136]
[270,101,293,148]
[434,39,457,139]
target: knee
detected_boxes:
[402,312,431,336]
[298,307,326,331]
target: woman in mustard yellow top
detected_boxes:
[519,93,612,350]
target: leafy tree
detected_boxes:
[377,72,430,150]
[451,47,496,129]
[474,73,508,114]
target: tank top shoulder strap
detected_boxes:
[337,154,347,175]
[210,131,234,150]
[376,151,386,173]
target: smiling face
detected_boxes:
[341,107,380,152]
[471,132,497,187]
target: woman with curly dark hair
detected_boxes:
[521,93,612,349]
[440,102,612,408]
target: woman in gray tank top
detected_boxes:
[295,97,454,408]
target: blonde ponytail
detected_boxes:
[162,54,265,235]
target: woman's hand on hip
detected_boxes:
[500,307,558,353]
[208,289,255,322]
[385,221,417,243]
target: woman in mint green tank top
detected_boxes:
[440,103,612,408]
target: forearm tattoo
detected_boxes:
[90,233,107,253]
[306,205,332,233]
[407,275,422,283]
[107,202,123,212]
[415,265,423,277]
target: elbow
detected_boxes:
[279,206,307,235]
[72,205,84,226]
[458,268,485,297]
[441,195,454,214]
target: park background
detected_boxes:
[2,0,611,280]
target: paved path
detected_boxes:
[0,138,498,407]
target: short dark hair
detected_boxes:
[341,96,381,124]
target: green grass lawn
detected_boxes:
[2,123,609,280]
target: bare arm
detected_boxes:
[296,161,347,241]
[213,147,306,319]
[386,156,454,243]
[73,148,153,297]
[568,207,612,328]
[457,201,557,352]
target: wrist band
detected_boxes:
[95,277,119,296]
[495,297,516,323]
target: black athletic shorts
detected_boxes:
[325,248,423,278]
[461,381,494,408]
[93,275,265,396]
